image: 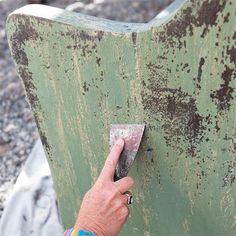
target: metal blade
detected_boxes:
[109,124,145,181]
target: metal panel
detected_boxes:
[6,1,236,234]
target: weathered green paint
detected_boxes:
[6,0,236,235]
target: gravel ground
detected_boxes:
[0,0,173,218]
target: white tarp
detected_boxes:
[0,140,64,236]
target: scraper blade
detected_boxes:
[109,124,145,181]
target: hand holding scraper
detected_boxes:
[72,124,145,236]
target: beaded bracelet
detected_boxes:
[64,227,94,236]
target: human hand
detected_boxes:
[74,138,134,236]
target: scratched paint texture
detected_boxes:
[6,0,236,235]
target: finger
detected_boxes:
[99,139,124,180]
[115,176,134,193]
[121,205,130,220]
[120,194,129,206]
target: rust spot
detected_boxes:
[83,82,89,93]
[223,12,230,23]
[96,57,101,67]
[18,67,52,161]
[200,27,208,38]
[131,32,137,45]
[182,63,189,70]
[38,129,52,161]
[233,31,236,40]
[196,57,205,83]
[210,65,234,112]
[232,138,236,153]
[18,67,38,109]
[227,45,236,65]
[215,120,220,132]
[121,70,128,80]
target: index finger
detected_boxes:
[99,138,124,181]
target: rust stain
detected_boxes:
[18,67,52,160]
[10,16,40,65]
[196,0,227,27]
[63,30,104,57]
[10,15,52,160]
[9,15,51,156]
[18,67,37,108]
[210,65,235,112]
[141,62,206,157]
[157,0,228,47]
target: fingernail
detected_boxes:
[116,138,124,146]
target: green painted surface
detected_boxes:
[6,0,236,235]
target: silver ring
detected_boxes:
[125,192,133,205]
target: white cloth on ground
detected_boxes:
[0,139,64,236]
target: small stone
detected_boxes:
[4,124,16,133]
[0,143,10,156]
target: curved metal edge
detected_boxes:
[6,1,188,34]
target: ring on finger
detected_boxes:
[124,191,133,205]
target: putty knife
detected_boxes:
[109,124,145,181]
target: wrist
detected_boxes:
[75,221,105,236]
